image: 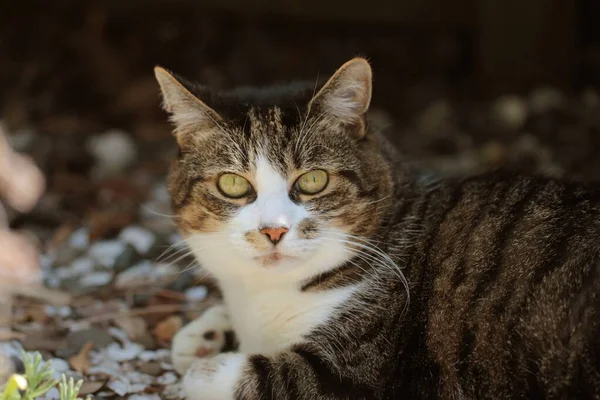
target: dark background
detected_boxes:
[0,0,599,223]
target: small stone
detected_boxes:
[529,86,565,113]
[136,332,156,350]
[167,233,183,245]
[185,286,208,302]
[119,226,156,254]
[88,129,137,176]
[162,382,185,399]
[113,244,140,273]
[125,370,154,386]
[167,268,196,292]
[89,240,127,268]
[66,328,114,356]
[80,271,113,288]
[138,361,163,377]
[492,95,528,130]
[70,257,95,275]
[114,316,148,341]
[68,228,89,250]
[129,395,161,400]
[106,342,143,362]
[49,358,71,380]
[157,371,178,385]
[44,305,72,318]
[54,246,82,267]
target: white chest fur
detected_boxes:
[220,279,356,355]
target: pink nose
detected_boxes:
[259,226,289,245]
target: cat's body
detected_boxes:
[155,58,600,399]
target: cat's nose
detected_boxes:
[259,226,289,245]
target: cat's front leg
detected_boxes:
[172,304,236,374]
[182,352,248,400]
[182,343,373,400]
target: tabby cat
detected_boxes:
[154,58,600,399]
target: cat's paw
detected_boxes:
[172,304,232,374]
[182,352,247,400]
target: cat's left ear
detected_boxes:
[308,57,372,137]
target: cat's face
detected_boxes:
[156,58,393,279]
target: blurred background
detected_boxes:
[1,0,599,224]
[0,0,599,395]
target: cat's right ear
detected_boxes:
[154,67,222,142]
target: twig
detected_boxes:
[1,284,72,305]
[0,330,25,340]
[70,300,217,326]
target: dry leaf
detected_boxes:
[153,315,182,344]
[114,316,148,341]
[79,379,108,396]
[48,223,76,250]
[68,341,94,373]
[21,331,67,352]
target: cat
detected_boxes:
[154,58,600,399]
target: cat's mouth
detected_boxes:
[254,251,297,267]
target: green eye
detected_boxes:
[296,170,329,195]
[218,173,252,198]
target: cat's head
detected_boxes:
[155,58,394,280]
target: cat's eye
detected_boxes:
[295,170,329,195]
[218,173,252,198]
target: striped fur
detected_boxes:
[156,58,600,399]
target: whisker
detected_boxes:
[321,232,410,311]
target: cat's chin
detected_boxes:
[254,251,298,268]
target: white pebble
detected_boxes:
[107,378,148,397]
[49,358,70,372]
[108,327,131,343]
[168,233,183,245]
[115,260,153,288]
[45,275,61,289]
[529,86,565,113]
[137,348,170,362]
[106,342,143,362]
[129,395,161,400]
[80,271,113,288]
[70,257,94,275]
[88,129,137,174]
[44,305,72,318]
[68,228,89,250]
[119,226,155,254]
[39,254,54,270]
[185,286,208,302]
[89,240,126,267]
[157,372,178,385]
[492,95,528,130]
[160,362,175,371]
[125,371,154,385]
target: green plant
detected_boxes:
[0,351,86,400]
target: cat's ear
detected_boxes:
[154,66,222,141]
[308,58,372,136]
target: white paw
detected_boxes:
[172,304,232,374]
[182,352,247,400]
